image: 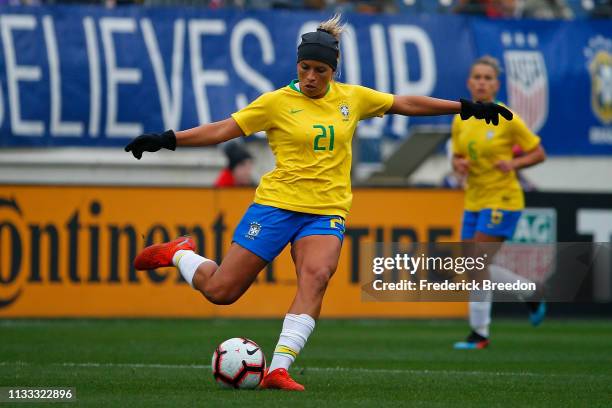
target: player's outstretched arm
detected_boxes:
[387,96,513,125]
[388,95,461,116]
[124,118,245,160]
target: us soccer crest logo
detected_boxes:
[502,32,549,132]
[585,36,612,125]
[245,222,262,240]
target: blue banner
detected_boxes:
[469,18,612,155]
[0,6,610,155]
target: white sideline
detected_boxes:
[0,361,596,379]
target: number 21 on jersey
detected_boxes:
[313,124,335,151]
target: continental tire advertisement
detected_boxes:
[0,186,466,317]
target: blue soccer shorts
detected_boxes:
[461,208,522,240]
[232,203,346,262]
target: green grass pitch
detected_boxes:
[1,318,611,407]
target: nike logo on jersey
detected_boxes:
[290,108,304,114]
[246,347,260,355]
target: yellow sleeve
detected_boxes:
[511,114,541,151]
[451,114,462,155]
[231,92,275,137]
[353,85,394,120]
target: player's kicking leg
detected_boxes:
[134,237,267,305]
[133,236,196,270]
[135,236,309,388]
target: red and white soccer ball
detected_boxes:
[211,337,266,389]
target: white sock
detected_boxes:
[268,314,315,372]
[489,264,536,300]
[469,289,492,338]
[172,250,211,288]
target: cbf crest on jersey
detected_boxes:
[585,36,612,125]
[502,32,549,133]
[245,222,262,240]
[338,102,350,121]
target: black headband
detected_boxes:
[297,28,339,71]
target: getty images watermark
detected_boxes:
[372,252,535,292]
[360,243,609,302]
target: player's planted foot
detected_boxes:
[133,237,195,270]
[453,330,490,350]
[260,368,305,391]
[527,301,546,327]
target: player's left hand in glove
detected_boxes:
[460,99,513,126]
[124,129,177,160]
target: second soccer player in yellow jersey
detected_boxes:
[126,16,513,390]
[451,56,547,350]
[452,102,541,212]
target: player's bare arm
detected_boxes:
[388,95,461,116]
[388,94,513,125]
[175,118,245,147]
[124,118,244,159]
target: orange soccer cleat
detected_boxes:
[260,368,305,391]
[133,237,195,270]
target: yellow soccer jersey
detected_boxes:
[231,80,394,218]
[451,109,541,211]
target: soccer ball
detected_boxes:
[211,337,266,389]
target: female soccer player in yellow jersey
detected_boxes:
[125,16,512,390]
[451,56,547,350]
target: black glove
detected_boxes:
[124,129,176,160]
[460,99,513,126]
